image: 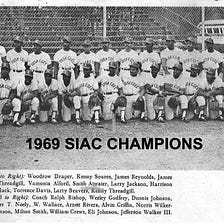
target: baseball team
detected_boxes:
[0,35,224,127]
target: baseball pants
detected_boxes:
[9,70,25,86]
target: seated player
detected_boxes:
[73,63,100,125]
[38,69,58,123]
[197,68,224,121]
[164,62,188,121]
[143,63,165,122]
[0,62,20,126]
[96,61,124,120]
[121,62,145,122]
[58,70,77,122]
[13,70,40,124]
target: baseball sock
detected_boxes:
[182,109,187,118]
[75,110,80,119]
[52,111,57,119]
[13,112,19,122]
[121,110,125,120]
[158,110,163,117]
[95,110,99,121]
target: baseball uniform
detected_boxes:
[0,45,6,68]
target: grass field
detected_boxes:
[0,119,224,170]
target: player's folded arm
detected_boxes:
[211,87,224,96]
[45,90,58,100]
[164,83,181,95]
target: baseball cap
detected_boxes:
[83,39,91,46]
[1,62,10,70]
[185,37,197,44]
[62,36,71,43]
[186,63,200,72]
[151,62,160,70]
[206,68,216,75]
[172,62,183,71]
[124,37,133,43]
[83,63,92,71]
[62,70,71,77]
[14,36,23,43]
[25,70,33,78]
[205,37,214,44]
[130,62,140,70]
[102,37,110,43]
[44,69,53,76]
[145,38,154,44]
[166,35,175,42]
[109,61,116,69]
[33,39,42,46]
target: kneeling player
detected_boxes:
[197,68,224,121]
[74,63,100,125]
[96,61,124,120]
[121,62,145,122]
[13,70,40,124]
[164,62,188,121]
[38,69,58,123]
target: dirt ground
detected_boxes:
[0,119,224,170]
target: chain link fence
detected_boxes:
[0,6,224,58]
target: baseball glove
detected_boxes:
[88,94,101,109]
[63,94,74,108]
[188,97,198,111]
[2,102,13,115]
[133,97,145,111]
[208,100,219,111]
[21,102,30,113]
[168,96,179,109]
[145,84,153,94]
[154,95,165,108]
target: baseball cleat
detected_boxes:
[157,116,165,123]
[182,117,189,123]
[30,117,36,124]
[217,115,224,121]
[198,114,206,121]
[76,118,82,125]
[13,121,22,127]
[121,117,127,124]
[51,118,58,124]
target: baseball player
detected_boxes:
[6,36,28,86]
[138,38,161,79]
[143,63,165,122]
[181,37,202,74]
[164,62,188,121]
[95,37,117,77]
[13,70,40,125]
[0,43,6,69]
[0,62,19,126]
[74,63,100,124]
[76,39,96,78]
[96,61,123,120]
[200,37,223,79]
[53,36,77,83]
[117,37,139,79]
[160,36,183,76]
[121,62,145,122]
[197,68,224,121]
[58,70,77,122]
[38,69,58,123]
[27,40,52,84]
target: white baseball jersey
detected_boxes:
[17,80,38,99]
[54,49,77,69]
[6,49,28,70]
[58,79,76,95]
[38,79,58,94]
[181,49,202,71]
[0,45,6,67]
[160,47,183,69]
[164,74,187,91]
[143,75,164,91]
[95,49,117,76]
[0,79,16,99]
[201,50,223,70]
[199,76,223,90]
[122,75,144,95]
[185,74,202,95]
[77,51,96,74]
[28,51,51,72]
[117,49,138,69]
[138,51,161,71]
[96,74,123,94]
[75,76,98,96]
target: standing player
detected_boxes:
[6,36,28,85]
[138,38,161,79]
[0,43,6,69]
[53,36,77,83]
[28,40,51,84]
[200,37,223,79]
[38,69,58,123]
[164,62,188,121]
[95,37,117,77]
[76,39,96,78]
[74,63,100,124]
[117,37,138,79]
[121,62,145,122]
[161,36,183,76]
[181,37,202,74]
[96,61,123,120]
[13,70,40,124]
